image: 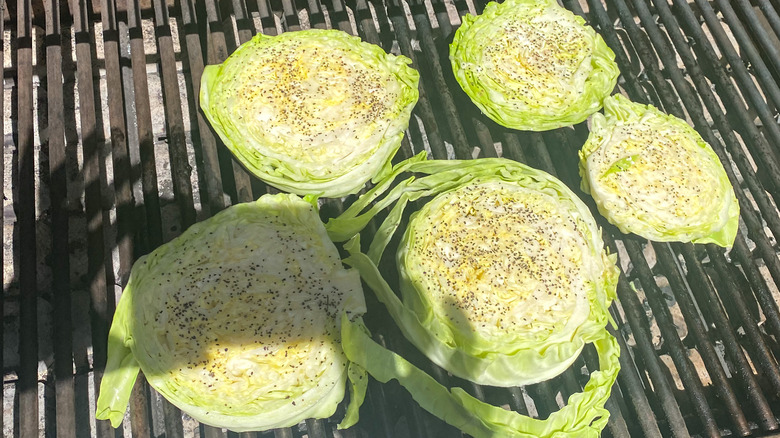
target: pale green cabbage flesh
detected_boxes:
[449,0,619,131]
[326,157,621,436]
[96,194,367,432]
[200,29,420,198]
[579,94,740,247]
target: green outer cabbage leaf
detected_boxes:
[579,94,740,247]
[326,158,619,387]
[200,29,420,198]
[449,0,619,131]
[341,312,620,438]
[96,194,367,431]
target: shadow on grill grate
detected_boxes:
[4,0,780,436]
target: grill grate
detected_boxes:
[5,0,780,436]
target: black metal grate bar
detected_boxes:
[393,0,473,159]
[583,7,691,436]
[708,242,780,395]
[73,0,116,437]
[756,0,780,41]
[387,0,450,160]
[128,0,164,251]
[655,241,756,435]
[45,0,78,436]
[204,0,256,204]
[152,0,197,230]
[732,0,780,79]
[625,238,720,437]
[711,0,780,112]
[148,0,192,435]
[0,1,5,435]
[100,0,136,288]
[17,0,38,437]
[608,317,664,438]
[677,241,779,431]
[687,0,780,157]
[616,268,692,438]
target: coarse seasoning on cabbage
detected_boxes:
[200,29,420,198]
[449,0,619,131]
[579,94,740,247]
[96,194,368,432]
[327,156,621,437]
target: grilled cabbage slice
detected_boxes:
[328,158,619,386]
[579,94,740,247]
[200,29,420,198]
[96,194,367,432]
[449,0,619,131]
[327,157,621,436]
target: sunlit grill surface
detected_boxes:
[4,0,780,436]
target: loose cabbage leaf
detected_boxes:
[449,0,619,131]
[341,312,620,438]
[201,29,420,198]
[96,194,367,431]
[327,158,619,388]
[579,94,740,247]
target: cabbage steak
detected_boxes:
[327,157,622,437]
[201,29,420,198]
[579,94,740,247]
[450,0,619,131]
[96,194,367,432]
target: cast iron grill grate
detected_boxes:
[4,0,780,436]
